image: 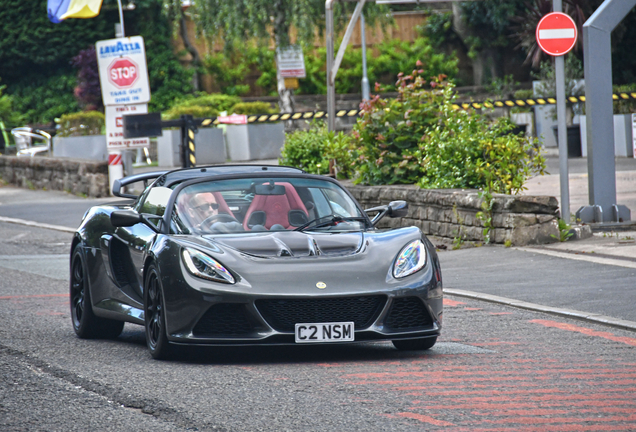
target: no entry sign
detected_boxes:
[536,12,577,56]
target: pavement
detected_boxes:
[1,152,635,332]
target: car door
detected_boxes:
[111,186,172,301]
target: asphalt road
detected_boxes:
[0,185,635,429]
[0,220,635,431]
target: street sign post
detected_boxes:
[536,12,577,56]
[536,8,577,224]
[96,36,152,194]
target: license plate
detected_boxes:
[295,322,354,343]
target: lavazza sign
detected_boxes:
[96,37,151,106]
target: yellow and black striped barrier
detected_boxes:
[452,92,636,110]
[193,92,636,125]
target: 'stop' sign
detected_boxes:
[96,36,151,106]
[536,12,577,56]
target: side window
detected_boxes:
[323,189,356,217]
[308,188,331,218]
[139,187,172,228]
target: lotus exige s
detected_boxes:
[70,165,442,359]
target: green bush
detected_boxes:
[300,37,458,95]
[352,68,442,185]
[201,36,457,97]
[279,121,332,175]
[231,101,279,115]
[56,111,105,137]
[163,93,241,120]
[203,43,277,96]
[351,68,545,194]
[279,121,356,179]
[0,84,22,128]
[326,131,357,179]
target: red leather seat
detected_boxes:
[243,182,308,230]
[211,192,235,218]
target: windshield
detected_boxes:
[171,177,367,235]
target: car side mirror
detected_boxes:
[364,200,408,227]
[111,210,162,233]
[111,210,143,227]
[387,200,408,218]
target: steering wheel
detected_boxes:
[200,213,240,229]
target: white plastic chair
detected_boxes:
[11,127,52,157]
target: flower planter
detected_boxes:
[52,135,108,161]
[579,114,634,157]
[157,128,226,167]
[226,123,285,161]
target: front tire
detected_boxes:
[144,264,172,360]
[392,336,437,351]
[70,244,124,339]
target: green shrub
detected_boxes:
[279,121,357,179]
[279,121,332,175]
[300,37,458,95]
[231,101,279,115]
[163,105,219,120]
[351,68,442,185]
[203,43,277,96]
[163,93,241,120]
[326,131,357,179]
[351,67,545,194]
[56,111,105,137]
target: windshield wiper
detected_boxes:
[294,215,368,232]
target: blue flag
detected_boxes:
[48,0,103,23]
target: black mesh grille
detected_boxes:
[255,296,386,332]
[193,303,257,337]
[384,297,433,331]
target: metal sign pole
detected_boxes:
[361,12,370,101]
[116,0,125,38]
[554,0,570,224]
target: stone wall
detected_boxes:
[0,156,561,245]
[0,156,109,198]
[346,183,560,246]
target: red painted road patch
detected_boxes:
[531,319,636,347]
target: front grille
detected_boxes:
[255,296,387,332]
[384,297,433,331]
[192,303,257,337]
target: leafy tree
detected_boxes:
[0,0,192,123]
[177,0,390,111]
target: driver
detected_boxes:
[188,192,219,227]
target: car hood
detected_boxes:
[167,227,429,295]
[204,231,364,258]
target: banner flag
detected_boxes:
[48,0,103,23]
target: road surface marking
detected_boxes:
[531,319,636,347]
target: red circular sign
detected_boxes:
[536,12,577,56]
[108,58,139,88]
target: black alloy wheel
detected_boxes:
[144,264,172,359]
[392,336,437,351]
[70,244,124,339]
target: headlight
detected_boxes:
[181,247,235,284]
[393,239,427,278]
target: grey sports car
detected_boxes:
[70,165,443,359]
